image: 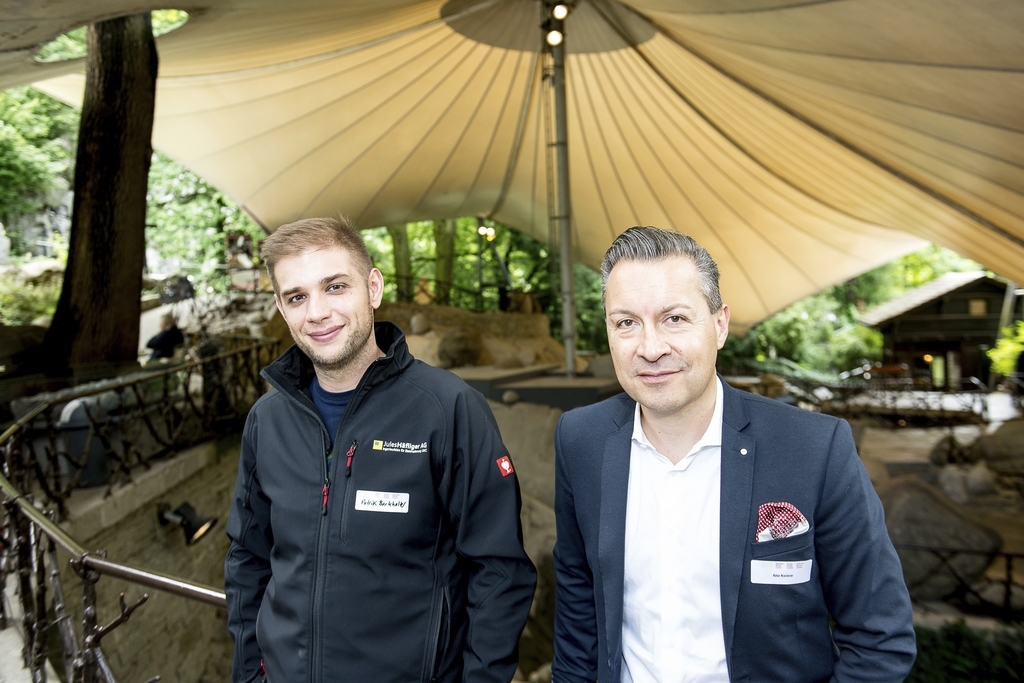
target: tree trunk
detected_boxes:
[386,223,413,303]
[433,219,456,306]
[44,14,157,375]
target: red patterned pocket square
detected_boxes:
[755,502,809,542]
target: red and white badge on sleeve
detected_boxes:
[496,455,515,477]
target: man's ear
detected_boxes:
[368,268,384,309]
[274,295,284,318]
[715,304,731,350]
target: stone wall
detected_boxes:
[377,301,551,339]
[56,435,240,683]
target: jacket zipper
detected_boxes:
[426,585,449,683]
[276,356,380,683]
[339,441,357,542]
[309,430,335,683]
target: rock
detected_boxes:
[964,419,1024,464]
[18,258,63,283]
[490,400,561,507]
[140,294,162,312]
[437,328,482,368]
[969,582,1024,611]
[409,312,431,335]
[876,478,1002,600]
[965,462,997,496]
[938,465,969,504]
[848,423,866,450]
[518,494,556,679]
[812,385,834,402]
[262,308,290,344]
[528,663,552,683]
[480,336,525,369]
[405,332,441,367]
[587,354,616,378]
[859,454,890,485]
[263,299,279,320]
[516,348,536,367]
[30,315,52,328]
[501,390,520,405]
[759,373,787,398]
[930,434,960,466]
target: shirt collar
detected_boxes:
[631,376,724,458]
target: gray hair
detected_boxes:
[600,226,723,313]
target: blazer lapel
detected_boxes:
[719,382,755,666]
[599,413,633,675]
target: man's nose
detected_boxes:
[305,293,330,322]
[636,324,670,361]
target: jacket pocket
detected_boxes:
[426,586,450,683]
[750,531,813,560]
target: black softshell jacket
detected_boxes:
[225,322,537,683]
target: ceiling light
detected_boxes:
[546,29,564,46]
[552,4,569,20]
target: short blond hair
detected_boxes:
[260,217,373,293]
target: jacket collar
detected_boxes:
[718,380,755,674]
[261,320,412,401]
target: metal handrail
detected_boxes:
[0,333,277,681]
[0,466,226,608]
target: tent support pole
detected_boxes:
[551,31,575,376]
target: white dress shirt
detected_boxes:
[621,377,728,683]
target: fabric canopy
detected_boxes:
[1,0,1021,331]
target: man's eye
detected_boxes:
[667,315,683,323]
[327,283,344,292]
[617,319,634,328]
[288,294,305,304]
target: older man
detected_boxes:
[224,217,536,683]
[552,226,915,682]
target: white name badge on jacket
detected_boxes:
[355,490,410,513]
[750,559,812,584]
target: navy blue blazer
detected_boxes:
[551,381,915,683]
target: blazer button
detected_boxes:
[740,448,748,455]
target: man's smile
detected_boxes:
[307,325,343,343]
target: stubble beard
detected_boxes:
[295,308,376,378]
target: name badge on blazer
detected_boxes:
[750,559,812,585]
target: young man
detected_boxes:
[225,217,536,683]
[552,226,915,682]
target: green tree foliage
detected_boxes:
[0,123,51,218]
[989,321,1024,376]
[34,10,189,62]
[722,245,981,375]
[146,151,265,291]
[363,219,608,352]
[0,87,78,235]
[0,270,64,326]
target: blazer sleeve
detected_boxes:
[815,419,916,682]
[551,415,600,683]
